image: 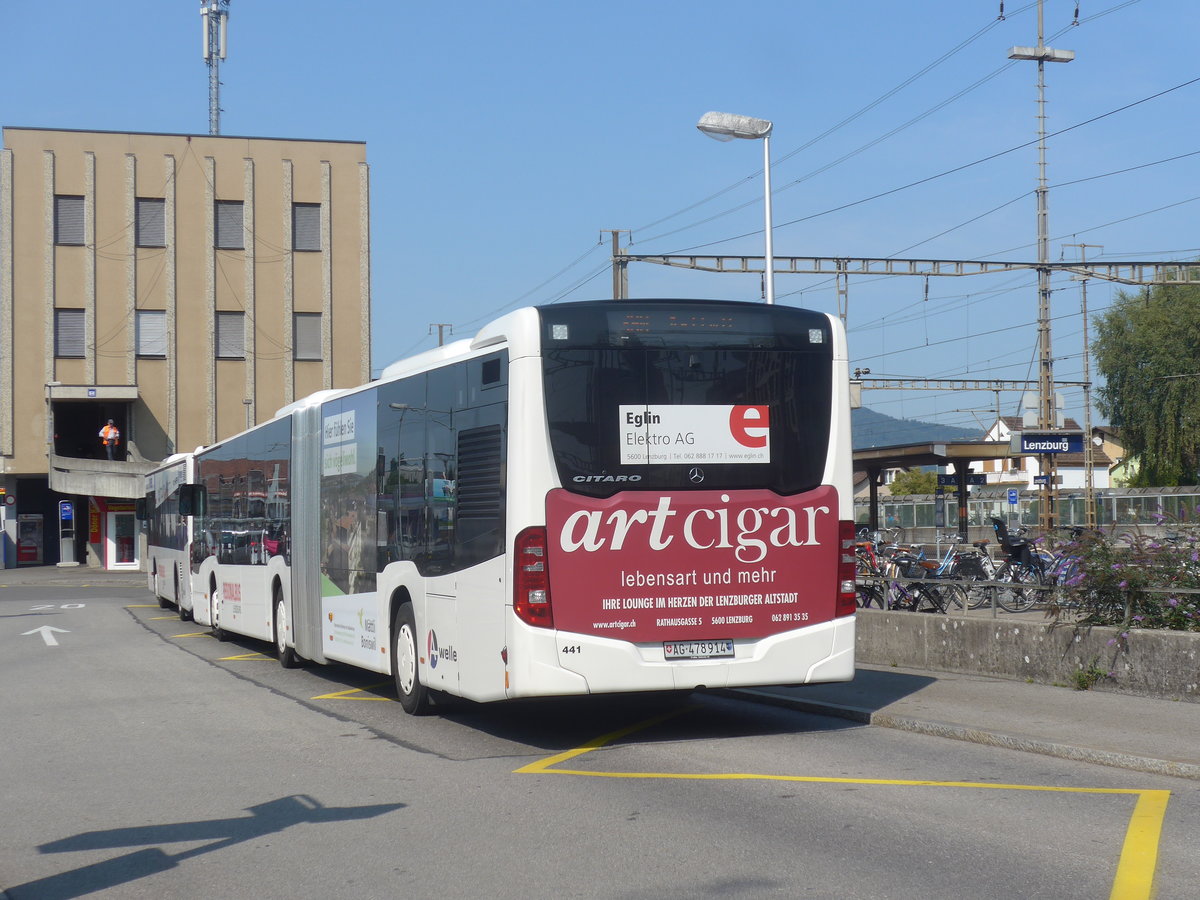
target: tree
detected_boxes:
[1092,283,1200,485]
[888,468,938,495]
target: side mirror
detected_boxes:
[178,484,206,518]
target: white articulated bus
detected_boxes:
[174,299,856,713]
[142,452,197,617]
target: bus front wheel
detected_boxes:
[392,603,431,715]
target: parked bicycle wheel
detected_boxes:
[911,583,950,613]
[937,578,965,611]
[883,579,921,611]
[933,581,970,612]
[856,582,885,609]
[993,561,1043,613]
[950,556,992,609]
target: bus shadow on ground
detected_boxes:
[156,612,933,751]
[451,686,880,751]
[728,667,939,718]
[13,795,404,900]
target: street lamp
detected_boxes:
[697,111,775,305]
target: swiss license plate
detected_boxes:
[663,639,734,660]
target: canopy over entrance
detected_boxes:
[853,441,1017,539]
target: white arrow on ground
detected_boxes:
[22,626,70,647]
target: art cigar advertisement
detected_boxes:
[546,485,839,641]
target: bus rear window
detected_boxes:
[542,348,831,497]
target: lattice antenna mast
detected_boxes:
[201,0,231,135]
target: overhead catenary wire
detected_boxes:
[638,1,1146,251]
[776,145,1200,303]
[454,238,606,331]
[659,72,1200,260]
[416,3,1159,359]
[630,4,1032,238]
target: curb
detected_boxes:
[726,687,1200,781]
[0,567,146,588]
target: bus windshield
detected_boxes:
[540,301,833,496]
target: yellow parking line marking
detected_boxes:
[149,615,177,620]
[219,652,271,661]
[1110,790,1169,900]
[516,713,1169,900]
[514,708,691,774]
[311,682,394,701]
[172,632,213,639]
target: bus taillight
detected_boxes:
[514,526,554,628]
[837,520,857,618]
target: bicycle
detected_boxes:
[854,529,950,612]
[927,533,995,611]
[882,553,951,612]
[988,517,1046,613]
[854,527,909,609]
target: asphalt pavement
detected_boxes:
[744,666,1200,780]
[6,563,1197,780]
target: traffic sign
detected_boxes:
[1007,489,1019,505]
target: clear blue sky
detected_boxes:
[6,1,1198,433]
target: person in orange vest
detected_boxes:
[99,419,120,460]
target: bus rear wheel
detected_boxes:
[155,563,171,609]
[176,572,193,621]
[211,583,230,642]
[392,603,431,715]
[274,591,301,669]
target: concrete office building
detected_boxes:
[0,127,371,569]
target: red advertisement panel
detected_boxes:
[546,486,839,641]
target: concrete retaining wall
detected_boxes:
[857,610,1200,702]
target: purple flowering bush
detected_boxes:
[1045,525,1200,632]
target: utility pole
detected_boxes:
[201,0,231,135]
[603,230,629,300]
[835,262,849,325]
[1008,0,1074,531]
[429,323,453,347]
[1066,242,1102,528]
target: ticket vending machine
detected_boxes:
[17,513,43,566]
[58,500,78,567]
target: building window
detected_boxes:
[215,311,245,359]
[136,310,167,357]
[294,312,322,360]
[292,203,321,252]
[54,195,85,245]
[55,308,86,357]
[214,200,244,250]
[136,198,166,248]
